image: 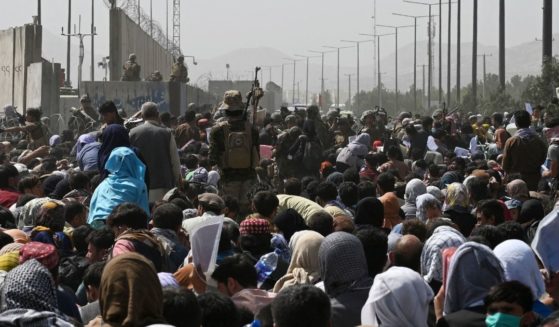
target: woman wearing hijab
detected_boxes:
[0,259,73,325]
[494,239,551,318]
[420,225,466,292]
[318,232,373,327]
[272,208,308,242]
[336,133,371,172]
[354,197,384,228]
[76,133,100,172]
[88,252,170,327]
[88,147,149,228]
[97,124,131,173]
[401,179,427,219]
[416,193,443,222]
[437,242,505,325]
[443,182,476,237]
[273,230,324,292]
[361,266,434,327]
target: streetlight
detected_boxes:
[183,55,198,65]
[344,74,353,108]
[477,53,492,99]
[283,58,303,105]
[392,13,431,112]
[360,33,395,108]
[295,54,320,106]
[309,50,336,111]
[323,45,354,107]
[341,39,374,113]
[376,24,414,112]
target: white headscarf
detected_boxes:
[494,240,545,299]
[416,193,441,222]
[532,208,559,274]
[361,266,434,327]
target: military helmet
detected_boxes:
[80,94,91,103]
[285,114,298,125]
[177,55,184,62]
[360,110,375,123]
[271,112,282,124]
[218,90,244,112]
[129,53,136,60]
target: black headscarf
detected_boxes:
[273,208,308,242]
[303,120,317,139]
[355,197,384,227]
[97,124,131,172]
[519,199,544,224]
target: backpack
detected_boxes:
[222,122,254,170]
[303,138,322,171]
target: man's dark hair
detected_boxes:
[184,154,199,169]
[252,191,279,217]
[223,195,239,216]
[17,175,40,193]
[357,181,376,199]
[160,112,172,126]
[492,112,504,126]
[513,110,531,129]
[211,254,257,288]
[497,221,526,242]
[272,284,331,327]
[152,203,183,230]
[377,172,396,193]
[69,172,90,190]
[87,227,115,250]
[315,182,338,203]
[64,202,87,223]
[197,292,240,327]
[386,146,402,160]
[98,101,117,114]
[106,203,149,229]
[0,165,18,188]
[484,281,533,314]
[355,227,388,278]
[0,207,16,229]
[421,116,434,129]
[284,178,302,196]
[0,232,13,249]
[469,225,505,249]
[338,182,358,208]
[307,211,333,237]
[477,199,505,226]
[26,108,42,121]
[72,224,93,255]
[163,288,202,327]
[468,177,489,202]
[184,110,196,123]
[169,197,193,210]
[83,261,106,288]
[342,168,360,184]
[402,219,428,242]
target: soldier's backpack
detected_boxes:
[222,121,254,170]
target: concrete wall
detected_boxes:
[27,60,61,118]
[109,8,174,82]
[0,23,42,113]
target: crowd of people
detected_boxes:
[0,92,558,327]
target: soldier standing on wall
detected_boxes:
[169,55,189,83]
[209,90,259,216]
[121,53,141,81]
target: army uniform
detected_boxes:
[147,71,163,82]
[209,90,259,215]
[121,54,141,81]
[170,62,189,83]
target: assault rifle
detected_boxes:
[243,67,264,124]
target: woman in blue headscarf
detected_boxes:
[88,147,149,228]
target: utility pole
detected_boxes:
[281,64,284,103]
[377,24,413,112]
[456,0,461,102]
[341,39,374,113]
[310,50,335,111]
[498,0,505,89]
[345,74,352,108]
[295,55,320,105]
[62,15,96,92]
[166,0,169,50]
[446,0,452,106]
[439,0,442,105]
[37,0,41,25]
[392,13,430,112]
[472,0,478,111]
[361,33,394,108]
[543,0,553,63]
[478,53,492,99]
[91,0,95,81]
[150,0,153,38]
[66,0,71,86]
[419,64,426,109]
[323,46,353,107]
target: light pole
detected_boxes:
[183,55,197,65]
[345,74,352,108]
[360,33,395,108]
[376,24,413,112]
[283,58,302,105]
[392,13,431,112]
[323,45,354,107]
[226,64,230,81]
[341,39,373,114]
[477,53,492,99]
[309,50,336,111]
[62,15,95,92]
[295,54,320,106]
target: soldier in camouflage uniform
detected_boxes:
[121,53,141,81]
[209,90,259,216]
[170,55,189,83]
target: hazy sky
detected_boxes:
[0,0,554,82]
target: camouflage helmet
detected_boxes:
[177,55,184,62]
[129,53,136,61]
[284,114,298,125]
[271,112,282,124]
[360,110,375,123]
[218,90,244,112]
